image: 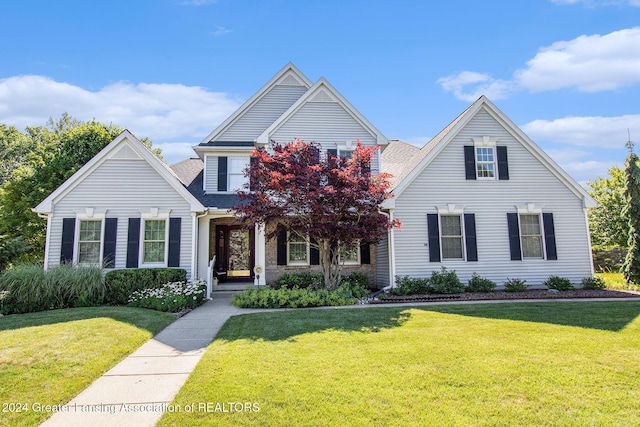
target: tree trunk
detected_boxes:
[318,239,342,289]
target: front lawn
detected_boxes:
[159,301,640,426]
[0,307,174,427]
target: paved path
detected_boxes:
[40,292,262,427]
[39,293,640,426]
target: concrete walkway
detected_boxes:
[41,292,261,427]
[39,293,640,426]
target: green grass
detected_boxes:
[0,307,174,426]
[159,302,640,426]
[597,271,640,290]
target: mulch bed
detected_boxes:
[370,289,640,304]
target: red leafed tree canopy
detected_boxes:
[234,139,400,289]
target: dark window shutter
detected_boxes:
[327,149,337,158]
[168,217,181,267]
[310,238,320,265]
[427,214,441,262]
[217,156,228,192]
[276,229,287,266]
[464,213,478,262]
[360,242,370,265]
[507,213,522,261]
[249,156,256,191]
[464,146,477,180]
[126,218,141,268]
[103,218,118,268]
[543,213,557,260]
[497,146,509,180]
[310,147,321,164]
[60,218,76,264]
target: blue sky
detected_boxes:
[1,0,640,183]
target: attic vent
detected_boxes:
[309,88,337,103]
[278,73,305,86]
[110,144,142,160]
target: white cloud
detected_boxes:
[0,75,240,144]
[436,72,513,102]
[154,142,198,165]
[550,0,640,6]
[438,27,640,99]
[212,25,233,36]
[521,113,640,147]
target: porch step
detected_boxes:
[213,282,254,292]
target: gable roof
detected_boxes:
[389,96,597,208]
[33,130,206,213]
[195,62,312,150]
[255,77,389,146]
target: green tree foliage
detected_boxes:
[623,146,640,284]
[587,166,628,249]
[0,124,34,186]
[0,115,162,259]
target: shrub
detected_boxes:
[581,276,606,290]
[430,267,465,294]
[504,278,528,292]
[392,276,431,296]
[544,276,574,291]
[104,268,187,305]
[341,272,370,290]
[270,272,324,290]
[466,273,497,293]
[128,279,207,312]
[0,263,104,314]
[231,284,367,308]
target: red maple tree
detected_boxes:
[234,139,400,289]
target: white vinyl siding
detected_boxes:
[376,234,390,287]
[270,102,380,174]
[48,155,194,276]
[204,155,218,192]
[218,84,308,141]
[392,107,592,286]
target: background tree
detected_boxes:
[0,124,34,186]
[234,139,400,289]
[0,115,162,260]
[623,143,640,284]
[587,166,628,249]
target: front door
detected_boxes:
[215,225,254,281]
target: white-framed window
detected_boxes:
[472,136,498,180]
[228,157,249,192]
[74,209,106,266]
[440,215,464,260]
[520,214,543,258]
[287,231,310,266]
[140,209,170,266]
[340,242,360,265]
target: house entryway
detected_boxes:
[210,220,255,283]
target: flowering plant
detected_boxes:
[128,279,207,313]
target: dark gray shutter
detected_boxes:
[507,213,522,261]
[217,156,228,192]
[427,214,441,262]
[497,146,509,180]
[310,238,320,265]
[249,156,256,191]
[103,218,117,268]
[327,149,337,157]
[60,218,76,264]
[360,242,370,264]
[464,146,476,180]
[168,218,181,267]
[276,229,287,265]
[543,213,557,260]
[464,213,478,262]
[126,218,141,268]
